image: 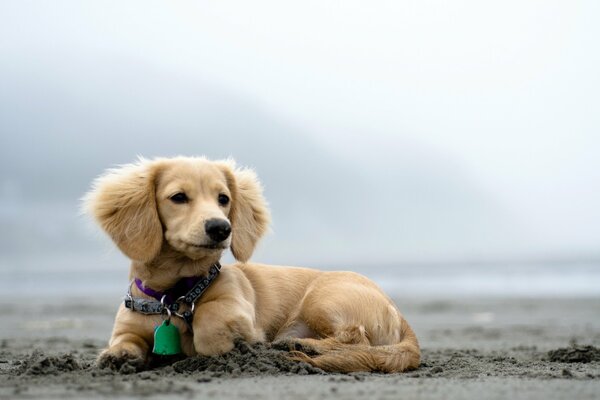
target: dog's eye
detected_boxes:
[218,194,230,206]
[170,192,188,204]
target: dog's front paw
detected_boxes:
[97,347,146,374]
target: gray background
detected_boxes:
[1,1,598,297]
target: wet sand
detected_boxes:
[1,296,599,399]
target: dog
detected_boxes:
[85,156,420,373]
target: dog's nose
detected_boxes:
[205,218,232,243]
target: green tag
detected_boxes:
[153,320,181,355]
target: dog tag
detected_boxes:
[153,320,181,355]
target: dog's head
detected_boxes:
[85,157,270,263]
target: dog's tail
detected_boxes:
[290,319,420,373]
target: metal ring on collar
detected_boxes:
[160,295,172,321]
[173,296,195,319]
[161,305,172,321]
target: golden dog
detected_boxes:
[85,156,420,373]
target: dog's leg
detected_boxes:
[274,324,370,355]
[97,306,153,371]
[97,332,150,371]
[272,320,322,355]
[192,300,265,356]
[289,324,420,373]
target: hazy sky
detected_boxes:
[1,1,599,265]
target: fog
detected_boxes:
[1,1,599,282]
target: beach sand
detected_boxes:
[1,295,599,399]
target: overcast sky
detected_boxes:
[1,1,599,265]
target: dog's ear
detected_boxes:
[219,161,271,262]
[84,160,163,263]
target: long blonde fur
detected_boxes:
[84,159,164,262]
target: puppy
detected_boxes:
[85,156,419,372]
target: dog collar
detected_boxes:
[124,262,221,327]
[135,276,201,304]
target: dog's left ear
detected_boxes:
[218,161,271,262]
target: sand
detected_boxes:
[1,296,599,399]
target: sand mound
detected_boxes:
[171,341,324,376]
[17,352,86,375]
[548,345,600,363]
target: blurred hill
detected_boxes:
[0,63,522,266]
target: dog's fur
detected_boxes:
[85,156,420,373]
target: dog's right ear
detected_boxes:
[84,160,163,263]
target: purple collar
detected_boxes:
[134,263,221,305]
[135,276,200,304]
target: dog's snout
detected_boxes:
[205,218,231,243]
